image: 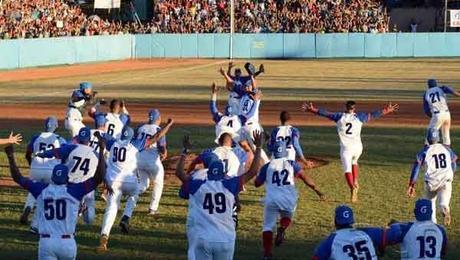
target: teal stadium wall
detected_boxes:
[1,33,460,69]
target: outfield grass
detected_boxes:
[0,125,459,259]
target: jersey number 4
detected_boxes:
[203,193,226,214]
[342,240,372,260]
[272,170,291,186]
[71,156,91,175]
[44,199,66,220]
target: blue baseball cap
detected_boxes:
[271,140,288,159]
[414,199,433,221]
[51,164,69,185]
[207,160,225,181]
[427,79,437,88]
[426,128,440,144]
[335,205,355,226]
[200,151,220,168]
[148,109,160,123]
[77,127,91,144]
[94,114,107,128]
[45,116,58,132]
[121,126,134,141]
[79,82,92,91]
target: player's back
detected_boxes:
[239,95,260,123]
[336,113,364,148]
[401,221,445,260]
[89,129,105,151]
[330,228,377,260]
[425,87,449,114]
[272,125,297,161]
[36,184,81,236]
[216,115,242,141]
[424,144,454,189]
[105,113,124,139]
[107,140,139,183]
[264,158,298,210]
[30,132,64,169]
[213,146,240,177]
[137,124,162,151]
[188,179,237,243]
[65,144,99,183]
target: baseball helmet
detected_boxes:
[94,113,107,128]
[79,82,93,91]
[414,198,433,221]
[121,126,134,141]
[51,164,69,185]
[77,127,91,144]
[45,116,58,132]
[148,109,160,123]
[271,140,288,159]
[426,128,440,145]
[207,160,225,181]
[335,205,355,226]
[427,79,437,88]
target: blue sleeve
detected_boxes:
[268,128,279,152]
[423,92,432,117]
[317,109,342,122]
[410,148,427,183]
[313,233,335,260]
[40,144,75,162]
[239,115,247,125]
[27,134,39,153]
[17,177,48,199]
[255,163,269,185]
[290,160,303,177]
[234,147,247,164]
[447,146,457,172]
[292,128,304,158]
[72,90,85,101]
[179,179,206,199]
[210,100,222,123]
[356,111,383,123]
[441,86,454,95]
[120,113,130,126]
[105,135,117,150]
[223,176,242,196]
[386,223,413,245]
[361,227,385,251]
[67,178,96,201]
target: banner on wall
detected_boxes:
[94,0,121,9]
[450,10,460,27]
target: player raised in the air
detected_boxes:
[65,82,97,137]
[176,131,264,260]
[255,141,325,259]
[5,132,105,260]
[386,199,448,259]
[302,100,399,202]
[407,128,457,225]
[313,205,386,260]
[423,79,460,146]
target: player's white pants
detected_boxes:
[424,181,452,223]
[263,204,295,232]
[138,156,164,212]
[427,112,451,145]
[340,145,363,173]
[187,222,197,260]
[25,168,53,229]
[38,237,77,260]
[194,238,235,260]
[82,191,95,224]
[101,181,139,236]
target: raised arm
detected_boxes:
[144,119,174,148]
[176,135,193,184]
[93,132,107,186]
[209,82,222,123]
[0,131,22,145]
[220,67,234,85]
[441,85,460,97]
[241,131,264,184]
[358,102,400,123]
[254,64,265,78]
[301,101,342,122]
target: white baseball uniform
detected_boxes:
[424,86,454,145]
[65,90,87,137]
[105,112,128,139]
[270,125,304,161]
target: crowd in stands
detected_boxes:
[0,0,390,39]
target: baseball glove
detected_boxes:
[244,62,256,76]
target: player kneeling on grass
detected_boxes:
[256,140,325,259]
[386,198,448,260]
[21,117,66,232]
[5,134,105,260]
[313,205,386,260]
[176,131,264,260]
[407,128,457,225]
[302,101,399,203]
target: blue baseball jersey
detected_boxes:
[230,75,253,98]
[423,86,454,117]
[269,125,303,161]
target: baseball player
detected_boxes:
[105,99,130,139]
[386,199,448,259]
[136,110,173,215]
[21,117,66,232]
[302,101,399,202]
[38,127,100,224]
[407,128,457,225]
[89,114,108,152]
[423,79,460,146]
[65,82,97,137]
[313,205,386,260]
[269,111,312,166]
[255,141,325,259]
[175,131,264,260]
[5,134,105,260]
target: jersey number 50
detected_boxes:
[44,199,66,220]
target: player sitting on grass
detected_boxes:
[175,131,264,260]
[386,198,448,259]
[313,205,386,260]
[255,140,325,260]
[302,100,399,203]
[407,128,457,225]
[5,133,105,260]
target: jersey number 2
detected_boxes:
[345,123,353,135]
[203,193,226,214]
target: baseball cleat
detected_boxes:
[119,215,130,234]
[96,234,109,253]
[20,206,32,225]
[148,209,158,216]
[275,227,286,247]
[351,188,358,203]
[442,209,451,226]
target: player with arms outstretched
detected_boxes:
[302,100,399,202]
[407,129,457,225]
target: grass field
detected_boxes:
[0,59,459,259]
